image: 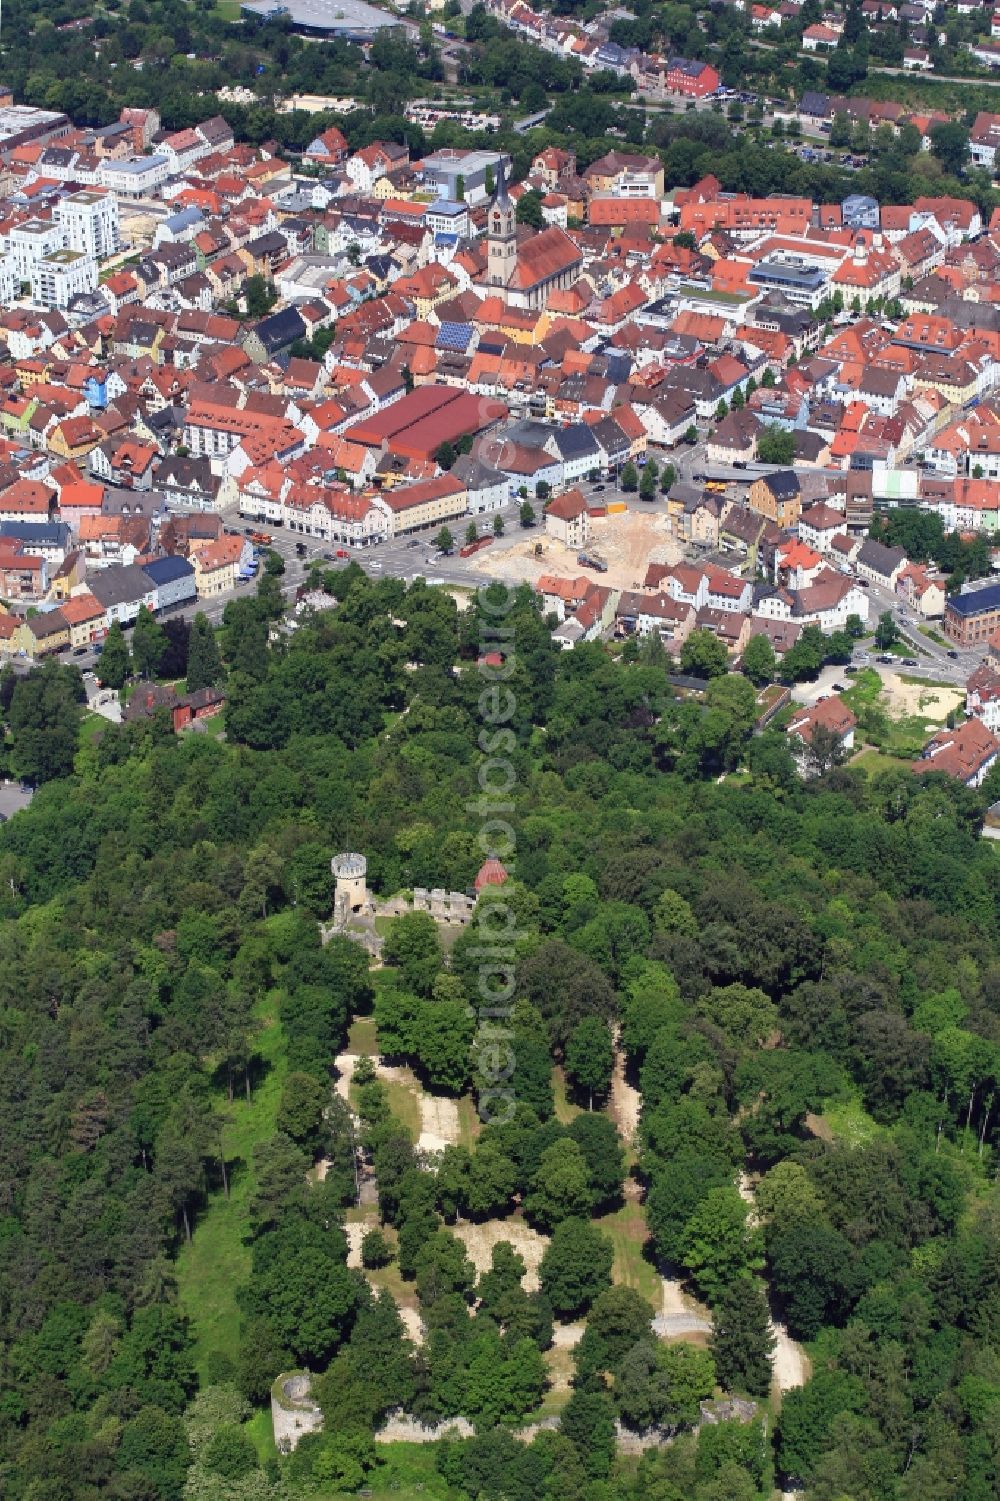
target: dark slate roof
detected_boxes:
[947,582,1000,617]
[87,564,156,607]
[247,307,307,355]
[856,537,907,577]
[762,469,800,499]
[142,555,195,585]
[0,520,70,547]
[800,91,831,117]
[553,423,600,460]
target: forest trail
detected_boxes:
[654,1277,713,1339]
[609,1033,641,1144]
[736,1171,811,1397]
[771,1320,810,1395]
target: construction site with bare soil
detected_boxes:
[470,509,684,593]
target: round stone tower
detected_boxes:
[332,852,368,918]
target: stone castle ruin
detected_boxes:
[271,1371,323,1453]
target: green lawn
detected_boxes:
[457,1094,481,1149]
[175,991,288,1384]
[362,1443,451,1501]
[78,710,107,746]
[918,625,947,646]
[595,1202,661,1308]
[552,1066,583,1126]
[351,1066,422,1144]
[245,1405,279,1466]
[213,0,244,18]
[851,747,903,774]
[348,1015,378,1054]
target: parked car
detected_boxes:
[902,658,918,667]
[947,649,959,658]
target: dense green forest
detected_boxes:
[0,568,999,1500]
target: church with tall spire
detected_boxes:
[486,157,517,289]
[483,157,582,312]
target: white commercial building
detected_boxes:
[0,254,16,306]
[32,248,97,308]
[55,189,121,261]
[98,154,170,196]
[7,219,65,282]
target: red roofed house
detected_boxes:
[914,718,1000,787]
[544,488,590,549]
[588,197,660,228]
[375,473,468,537]
[304,125,349,167]
[786,694,857,776]
[190,532,253,597]
[665,57,720,97]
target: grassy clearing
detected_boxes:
[348,1014,378,1054]
[899,674,953,691]
[351,1067,422,1143]
[820,1094,883,1148]
[213,0,244,19]
[78,710,107,746]
[596,1202,661,1308]
[245,1406,279,1466]
[844,668,946,760]
[456,1093,481,1149]
[175,991,287,1384]
[365,1243,420,1317]
[536,1344,576,1418]
[364,1443,451,1500]
[879,715,936,758]
[552,1066,583,1126]
[841,668,882,710]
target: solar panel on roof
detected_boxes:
[436,321,472,352]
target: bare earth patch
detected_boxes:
[344,1222,370,1270]
[454,1218,550,1293]
[418,1093,460,1154]
[333,1052,462,1152]
[771,1319,810,1396]
[398,1306,426,1347]
[804,1111,834,1141]
[609,1037,641,1145]
[879,670,962,720]
[470,511,682,593]
[333,1050,358,1104]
